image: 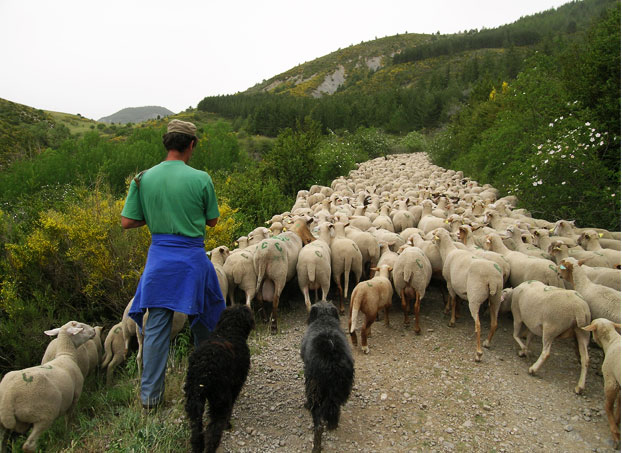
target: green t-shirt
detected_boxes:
[121,161,219,238]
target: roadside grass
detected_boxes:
[5,310,275,452]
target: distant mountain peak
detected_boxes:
[98,106,174,124]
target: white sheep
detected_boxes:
[577,230,621,269]
[0,321,96,453]
[41,326,103,378]
[348,265,394,354]
[484,233,563,288]
[582,318,621,446]
[392,243,432,334]
[208,245,230,304]
[502,281,591,394]
[100,322,125,386]
[223,247,257,307]
[254,217,316,331]
[434,229,504,362]
[558,257,621,323]
[329,222,363,314]
[296,223,332,311]
[345,225,381,278]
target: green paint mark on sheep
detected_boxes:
[594,252,604,256]
[274,243,283,252]
[114,327,121,334]
[543,286,555,291]
[22,373,33,383]
[416,258,423,269]
[315,251,323,258]
[367,282,373,287]
[261,242,268,249]
[353,244,359,251]
[549,265,557,272]
[39,365,53,369]
[241,253,249,259]
[494,264,502,274]
[574,291,586,300]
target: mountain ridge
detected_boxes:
[98,106,174,124]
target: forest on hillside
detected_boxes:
[0,0,619,373]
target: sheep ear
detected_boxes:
[614,323,622,333]
[66,326,84,335]
[577,259,587,266]
[582,324,596,332]
[44,327,61,337]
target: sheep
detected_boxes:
[0,321,96,453]
[457,225,510,285]
[484,233,563,288]
[348,265,394,354]
[418,200,451,234]
[41,326,103,378]
[577,230,621,269]
[297,222,332,311]
[345,225,381,278]
[301,301,354,453]
[558,258,621,323]
[581,266,621,291]
[548,241,612,268]
[208,245,230,304]
[582,318,621,447]
[505,226,552,260]
[223,247,257,307]
[392,243,432,334]
[434,229,504,361]
[184,305,255,453]
[101,322,125,386]
[502,281,591,394]
[254,217,315,331]
[329,222,363,315]
[122,298,137,359]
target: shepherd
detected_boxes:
[121,119,225,410]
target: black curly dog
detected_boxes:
[184,305,255,453]
[301,301,355,453]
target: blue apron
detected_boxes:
[129,234,225,332]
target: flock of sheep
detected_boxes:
[0,152,620,451]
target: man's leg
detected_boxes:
[141,308,173,407]
[190,317,211,348]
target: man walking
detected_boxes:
[121,119,225,410]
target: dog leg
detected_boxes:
[185,392,207,453]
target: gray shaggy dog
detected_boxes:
[301,301,355,453]
[184,305,255,453]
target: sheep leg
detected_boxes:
[529,332,552,375]
[448,294,457,328]
[336,281,344,315]
[513,316,528,357]
[361,317,372,354]
[303,286,312,312]
[472,308,483,362]
[574,328,590,394]
[270,294,279,334]
[400,289,410,326]
[414,291,422,335]
[105,354,125,386]
[604,378,621,444]
[21,420,53,453]
[483,300,500,348]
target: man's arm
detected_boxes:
[206,217,219,228]
[121,216,147,229]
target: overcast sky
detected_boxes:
[1,0,571,121]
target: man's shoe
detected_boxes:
[142,401,162,411]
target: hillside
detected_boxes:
[98,106,174,124]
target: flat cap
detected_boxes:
[167,119,197,136]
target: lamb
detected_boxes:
[330,222,363,315]
[502,281,591,394]
[484,233,563,288]
[348,265,394,354]
[254,217,315,331]
[184,305,255,453]
[558,257,621,323]
[0,321,96,453]
[582,318,621,446]
[208,245,230,304]
[101,322,126,386]
[41,326,103,378]
[301,301,354,453]
[297,222,333,311]
[434,229,504,361]
[392,243,432,334]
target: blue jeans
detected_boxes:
[140,308,213,406]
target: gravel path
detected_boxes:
[218,283,617,453]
